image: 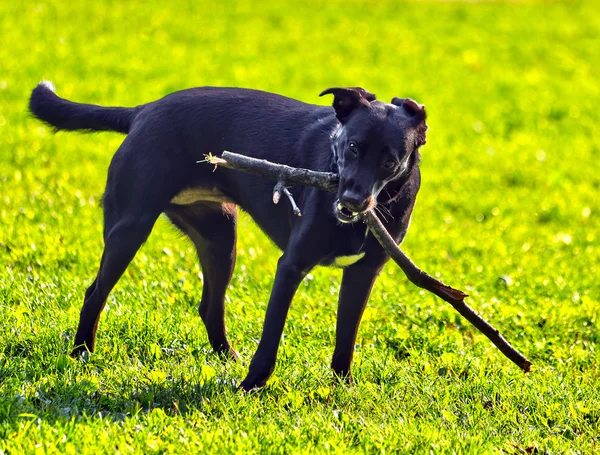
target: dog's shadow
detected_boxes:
[0,351,244,428]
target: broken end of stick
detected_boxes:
[204,154,227,166]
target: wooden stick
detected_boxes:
[204,151,532,372]
[362,210,531,372]
[209,152,339,193]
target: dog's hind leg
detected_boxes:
[72,212,159,356]
[71,137,189,356]
[164,202,238,359]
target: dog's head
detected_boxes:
[320,87,427,223]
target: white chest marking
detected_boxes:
[332,252,365,268]
[170,188,233,205]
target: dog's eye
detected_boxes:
[348,141,359,155]
[382,159,397,169]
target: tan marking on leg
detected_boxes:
[171,188,234,205]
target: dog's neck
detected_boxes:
[378,150,420,206]
[329,123,344,173]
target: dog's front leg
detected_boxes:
[331,262,385,381]
[239,252,310,391]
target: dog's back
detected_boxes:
[30,83,337,171]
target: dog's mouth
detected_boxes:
[334,200,360,223]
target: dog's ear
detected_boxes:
[392,97,427,147]
[320,87,376,121]
[391,97,426,122]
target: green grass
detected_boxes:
[1,0,599,452]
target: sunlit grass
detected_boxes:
[0,0,599,453]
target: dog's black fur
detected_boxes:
[29,82,427,390]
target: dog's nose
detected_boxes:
[340,191,372,213]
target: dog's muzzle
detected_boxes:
[333,200,361,223]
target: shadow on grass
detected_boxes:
[0,349,242,434]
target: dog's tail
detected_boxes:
[29,81,141,134]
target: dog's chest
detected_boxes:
[322,225,369,268]
[332,252,366,267]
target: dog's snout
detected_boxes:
[340,191,373,213]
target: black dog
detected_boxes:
[29,82,427,390]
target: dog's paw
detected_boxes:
[238,372,268,393]
[228,349,240,361]
[336,372,354,385]
[331,367,353,383]
[215,347,239,362]
[238,380,261,393]
[239,354,276,392]
[70,346,91,362]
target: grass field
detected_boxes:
[1,0,599,452]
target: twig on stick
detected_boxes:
[204,151,532,372]
[273,181,302,216]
